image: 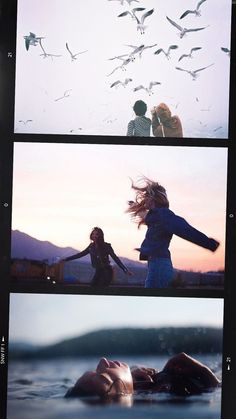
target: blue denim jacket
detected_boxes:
[140,208,217,259]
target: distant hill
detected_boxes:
[11,230,88,262]
[9,327,223,359]
[11,230,143,268]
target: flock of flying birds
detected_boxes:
[21,0,231,135]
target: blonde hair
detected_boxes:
[126,177,169,227]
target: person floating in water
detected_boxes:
[126,177,220,288]
[62,227,132,287]
[151,103,183,138]
[127,100,151,137]
[65,353,220,398]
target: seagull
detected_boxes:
[54,90,72,101]
[66,43,88,61]
[108,0,139,4]
[38,39,61,60]
[118,8,145,20]
[125,43,157,58]
[109,45,146,62]
[69,128,83,132]
[134,8,154,34]
[119,8,154,34]
[23,32,44,50]
[178,47,202,61]
[110,78,132,88]
[125,0,140,4]
[180,0,207,19]
[107,57,133,76]
[154,45,178,59]
[166,16,208,38]
[175,63,214,80]
[133,81,161,95]
[109,54,130,60]
[221,47,230,57]
[18,119,33,124]
[214,126,222,132]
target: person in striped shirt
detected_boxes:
[127,100,151,137]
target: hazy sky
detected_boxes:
[9,293,224,345]
[14,0,231,138]
[12,142,227,272]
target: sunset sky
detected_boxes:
[9,293,223,345]
[12,142,227,272]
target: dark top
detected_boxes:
[65,242,128,272]
[140,208,218,259]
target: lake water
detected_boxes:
[7,354,222,419]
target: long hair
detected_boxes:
[126,177,169,228]
[90,227,108,261]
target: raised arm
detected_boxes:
[151,112,161,136]
[63,246,90,262]
[162,352,220,388]
[166,211,219,251]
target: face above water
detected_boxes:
[76,358,133,396]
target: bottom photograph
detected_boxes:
[8,293,223,419]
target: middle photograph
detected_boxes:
[11,142,227,291]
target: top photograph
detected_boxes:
[14,0,232,139]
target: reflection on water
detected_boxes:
[7,355,222,419]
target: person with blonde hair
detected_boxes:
[151,103,183,138]
[127,177,219,288]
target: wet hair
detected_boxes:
[133,100,147,116]
[126,177,169,228]
[65,378,130,398]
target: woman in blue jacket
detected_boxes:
[127,177,220,288]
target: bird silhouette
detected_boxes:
[175,63,214,80]
[178,47,202,61]
[54,90,72,101]
[23,32,44,50]
[180,0,207,19]
[110,78,132,88]
[133,81,161,95]
[125,43,157,58]
[18,119,33,124]
[166,16,208,38]
[39,39,61,59]
[107,57,133,76]
[221,47,230,57]
[108,0,139,4]
[119,8,154,34]
[66,43,88,61]
[118,7,145,20]
[154,45,178,59]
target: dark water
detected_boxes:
[7,354,222,419]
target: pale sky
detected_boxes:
[14,0,231,138]
[12,142,227,272]
[9,293,224,345]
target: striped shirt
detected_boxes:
[127,116,151,137]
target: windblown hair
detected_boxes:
[126,177,169,228]
[155,103,172,123]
